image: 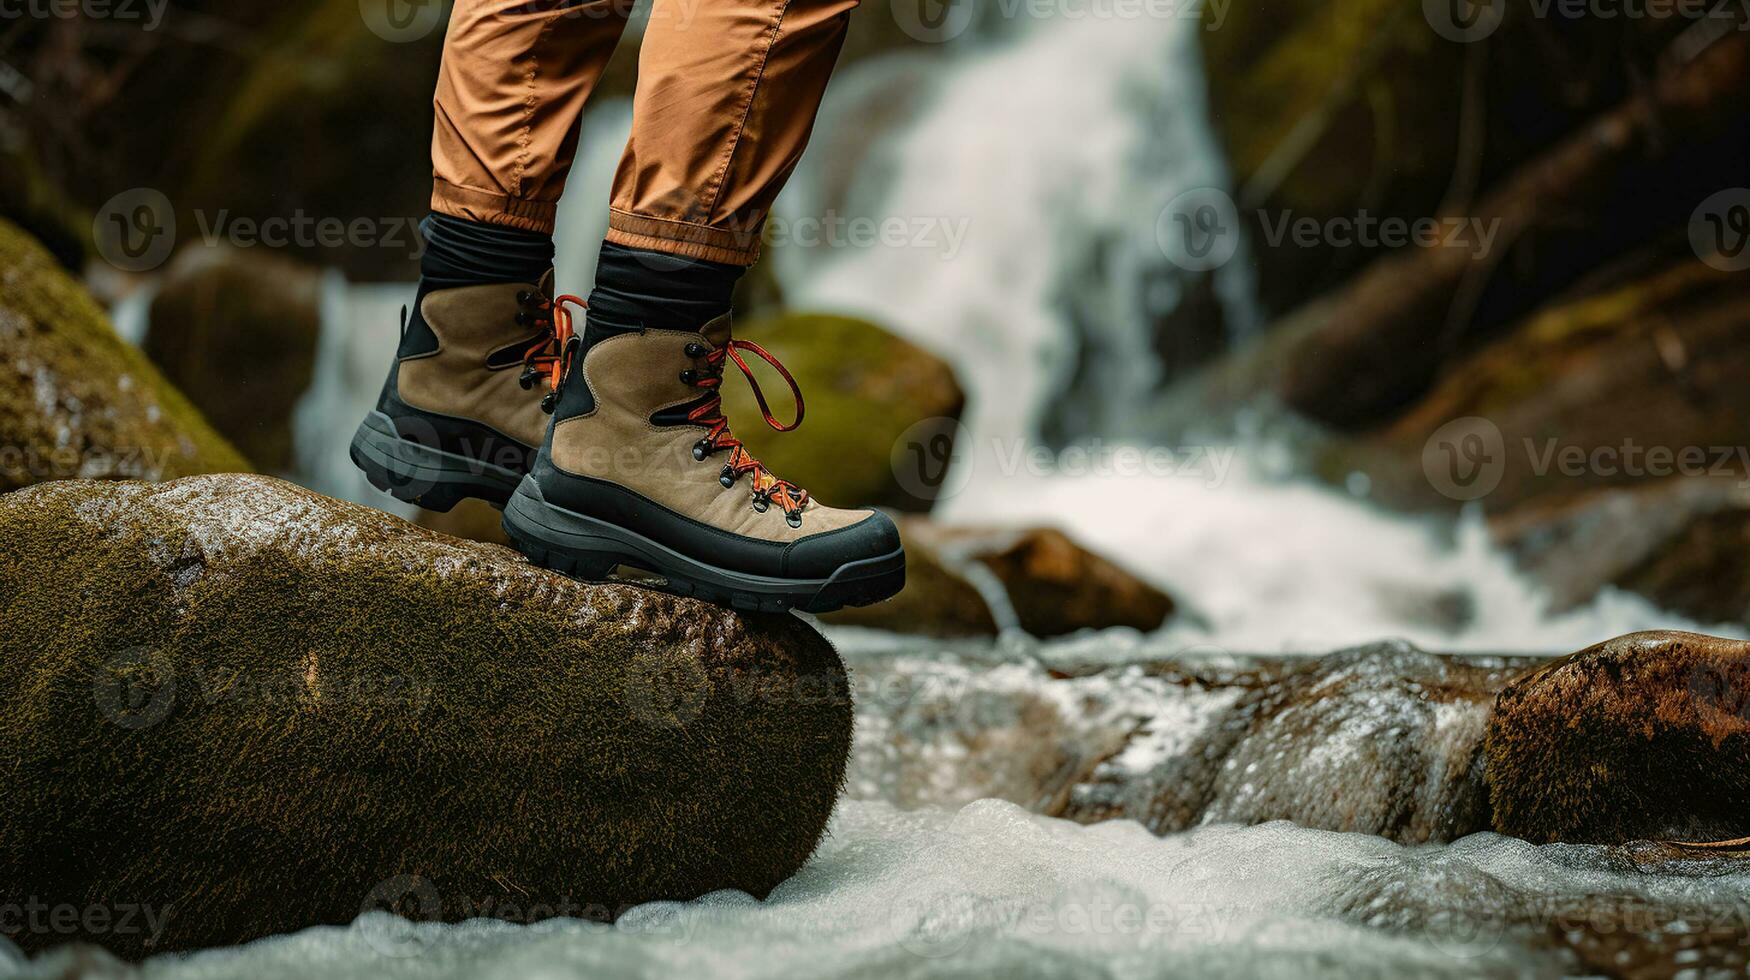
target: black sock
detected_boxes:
[419,213,555,289]
[585,242,744,338]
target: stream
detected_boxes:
[44,7,1748,979]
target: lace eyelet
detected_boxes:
[751,496,770,513]
[785,511,802,529]
[680,369,699,385]
[515,311,535,326]
[684,343,708,358]
[692,439,712,462]
[719,466,736,488]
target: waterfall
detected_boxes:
[782,9,1258,445]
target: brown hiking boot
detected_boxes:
[350,272,573,511]
[500,310,905,612]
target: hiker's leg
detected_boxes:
[352,0,633,514]
[602,0,862,267]
[501,0,903,614]
[431,0,633,236]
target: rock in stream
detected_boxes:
[0,475,852,959]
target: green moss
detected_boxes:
[720,312,964,512]
[0,218,249,490]
[1203,0,1450,217]
[0,475,852,959]
[145,245,321,473]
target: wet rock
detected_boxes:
[1486,630,1750,844]
[1195,16,1750,426]
[1490,476,1750,623]
[720,312,964,513]
[0,475,851,959]
[177,0,444,280]
[1358,261,1750,512]
[1062,643,1513,843]
[844,640,1529,843]
[822,517,1175,637]
[0,219,247,491]
[145,245,322,473]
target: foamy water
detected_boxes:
[19,797,1748,980]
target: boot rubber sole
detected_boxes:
[349,410,524,513]
[501,477,905,614]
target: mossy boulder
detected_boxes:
[0,475,852,959]
[1203,0,1728,318]
[178,0,446,279]
[0,218,247,490]
[1322,260,1750,514]
[145,245,322,473]
[1486,630,1750,844]
[823,517,1174,637]
[720,312,964,513]
[1489,477,1750,623]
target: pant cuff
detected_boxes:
[607,208,763,266]
[431,178,558,236]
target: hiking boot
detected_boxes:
[500,310,905,613]
[350,272,576,512]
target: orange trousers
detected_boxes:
[430,0,859,265]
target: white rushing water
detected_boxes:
[20,799,1750,979]
[130,7,1739,980]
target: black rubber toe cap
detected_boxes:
[783,510,902,579]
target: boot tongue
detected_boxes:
[537,268,557,299]
[699,313,733,348]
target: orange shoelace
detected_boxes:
[685,339,811,524]
[518,293,811,524]
[517,292,585,411]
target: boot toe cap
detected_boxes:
[784,510,901,579]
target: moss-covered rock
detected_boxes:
[1488,477,1750,623]
[0,218,247,490]
[0,474,852,959]
[720,312,964,512]
[1486,630,1750,844]
[1202,0,1733,319]
[823,517,1174,637]
[178,0,444,279]
[1320,259,1750,514]
[144,245,321,473]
